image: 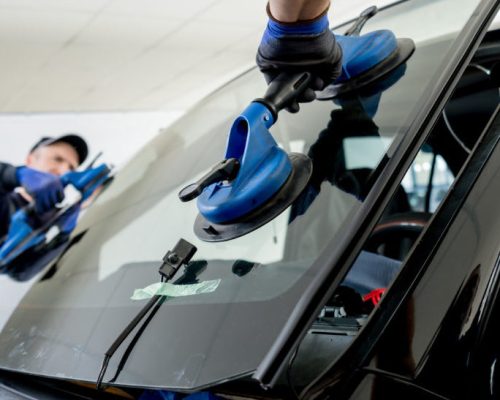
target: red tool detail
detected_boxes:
[363,288,386,306]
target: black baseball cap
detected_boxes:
[30,134,88,166]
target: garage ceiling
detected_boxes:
[0,0,390,113]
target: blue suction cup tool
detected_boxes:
[317,6,415,100]
[179,72,314,242]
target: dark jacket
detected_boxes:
[0,162,21,238]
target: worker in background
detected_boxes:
[0,134,88,238]
[256,0,341,111]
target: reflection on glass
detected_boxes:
[0,0,486,392]
[402,151,455,212]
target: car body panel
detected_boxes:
[0,0,499,398]
[254,0,500,388]
[306,107,500,399]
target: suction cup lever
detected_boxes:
[344,6,378,36]
[255,71,312,120]
[179,158,240,202]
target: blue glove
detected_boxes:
[256,5,342,112]
[16,167,64,214]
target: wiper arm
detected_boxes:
[96,238,197,390]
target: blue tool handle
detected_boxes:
[0,212,31,260]
[0,208,45,267]
[179,158,239,202]
[255,71,312,119]
[61,163,111,202]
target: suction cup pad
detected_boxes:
[317,37,415,99]
[194,153,312,242]
[336,30,399,83]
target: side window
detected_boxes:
[402,148,455,213]
[367,59,499,262]
[401,61,500,215]
[314,26,499,330]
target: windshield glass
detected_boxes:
[0,0,483,391]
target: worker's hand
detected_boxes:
[16,167,64,214]
[256,5,342,112]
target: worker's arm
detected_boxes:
[256,0,342,112]
[268,0,331,22]
[0,163,22,238]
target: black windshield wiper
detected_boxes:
[96,238,197,390]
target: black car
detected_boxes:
[0,0,500,399]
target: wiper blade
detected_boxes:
[96,238,197,390]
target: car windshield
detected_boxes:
[0,0,484,392]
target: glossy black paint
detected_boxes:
[254,0,500,388]
[305,106,500,399]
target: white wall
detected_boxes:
[0,110,184,168]
[0,0,400,168]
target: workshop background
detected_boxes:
[0,0,395,167]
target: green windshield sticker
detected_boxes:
[131,279,221,300]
